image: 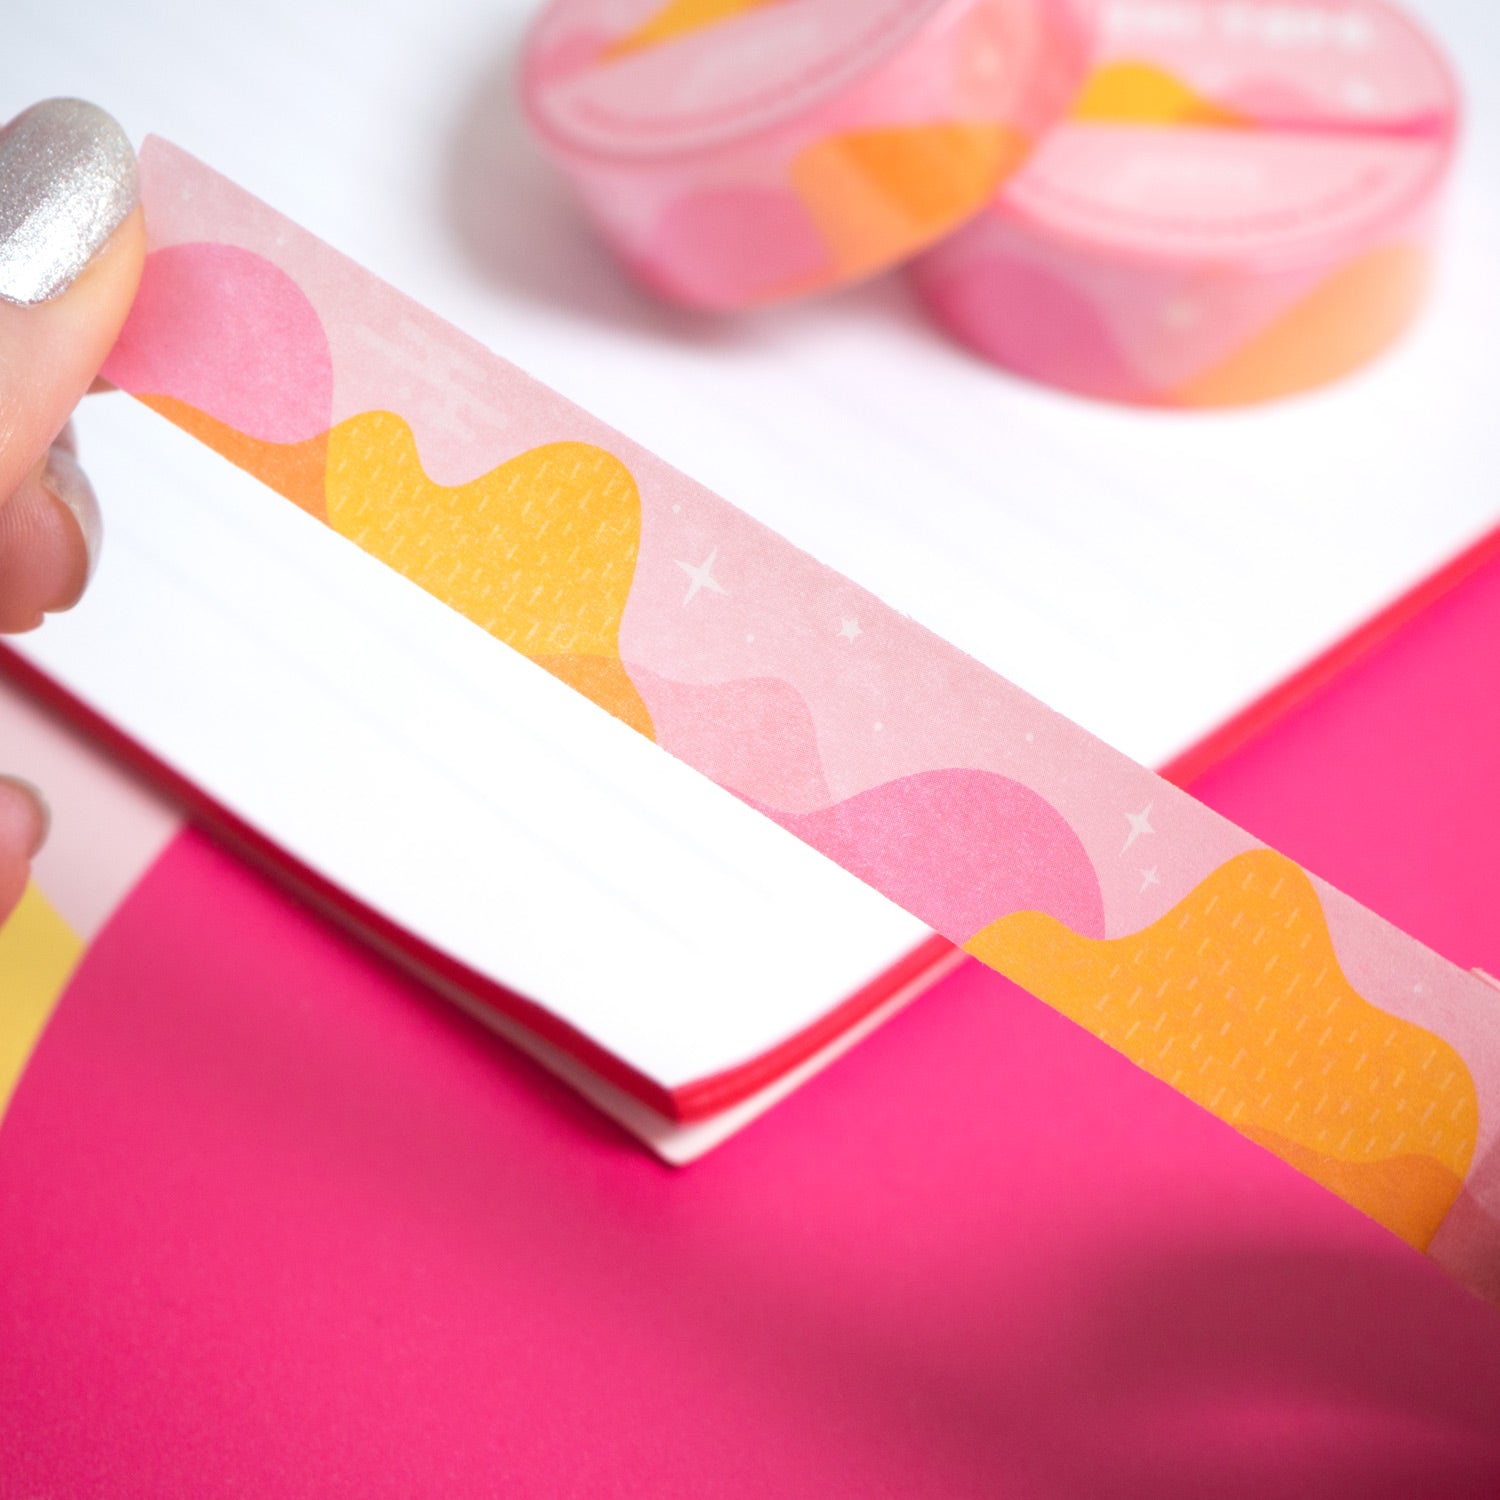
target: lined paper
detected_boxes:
[2,0,1496,1103]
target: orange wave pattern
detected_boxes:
[967,850,1478,1250]
[1170,244,1431,408]
[791,124,1029,283]
[604,0,784,59]
[138,398,654,738]
[140,396,330,522]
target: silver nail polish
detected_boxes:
[0,99,138,306]
[41,443,102,584]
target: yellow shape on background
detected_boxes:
[792,123,1030,283]
[0,884,84,1122]
[1071,61,1249,128]
[967,850,1478,1250]
[324,412,654,737]
[606,0,783,58]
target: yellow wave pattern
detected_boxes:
[605,0,783,59]
[325,412,652,735]
[137,399,654,739]
[967,850,1478,1249]
[0,884,84,1122]
[1071,60,1250,128]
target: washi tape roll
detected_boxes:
[520,0,1093,309]
[908,0,1459,406]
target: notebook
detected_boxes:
[5,0,1495,755]
[3,0,1497,1158]
[0,658,959,1160]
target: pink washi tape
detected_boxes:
[909,0,1459,406]
[520,0,1093,309]
[93,139,1500,1305]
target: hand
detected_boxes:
[0,99,145,922]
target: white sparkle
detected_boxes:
[671,503,681,514]
[1140,866,1161,894]
[838,617,862,642]
[1025,732,1035,743]
[873,722,884,733]
[1341,77,1380,112]
[745,633,755,644]
[1122,802,1155,856]
[676,548,727,606]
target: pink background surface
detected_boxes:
[2,547,1499,1493]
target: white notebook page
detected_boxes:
[20,395,932,1090]
[5,0,1494,768]
[2,0,1497,1099]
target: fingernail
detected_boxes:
[0,98,138,306]
[0,775,50,857]
[40,443,102,585]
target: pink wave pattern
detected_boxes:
[104,243,334,443]
[629,667,831,814]
[766,769,1105,944]
[926,253,1147,402]
[643,186,829,307]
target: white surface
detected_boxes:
[4,0,1493,766]
[20,396,930,1089]
[1,2,1496,1095]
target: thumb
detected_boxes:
[0,98,144,631]
[0,776,48,921]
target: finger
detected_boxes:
[0,440,99,631]
[0,774,48,923]
[0,99,143,606]
[0,206,144,498]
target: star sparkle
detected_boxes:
[676,548,727,606]
[1122,802,1155,856]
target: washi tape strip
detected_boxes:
[520,0,1093,308]
[105,138,1500,1303]
[909,0,1458,405]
